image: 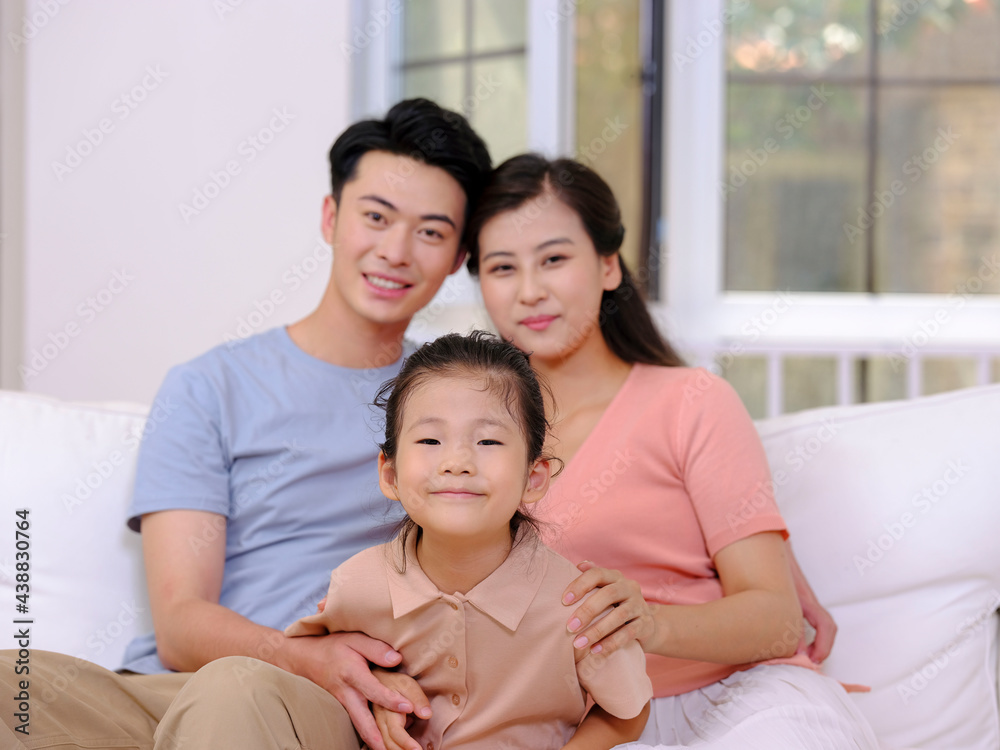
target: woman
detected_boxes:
[458,154,879,748]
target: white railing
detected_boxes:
[686,343,999,418]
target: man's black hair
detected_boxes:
[328,98,492,233]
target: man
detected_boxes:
[1,98,491,750]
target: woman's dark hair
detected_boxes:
[466,154,685,368]
[328,98,492,231]
[374,331,555,562]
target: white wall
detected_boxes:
[15,1,352,403]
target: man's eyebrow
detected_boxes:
[360,194,397,212]
[422,213,457,229]
[359,195,457,229]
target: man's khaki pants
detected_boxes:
[1,650,361,749]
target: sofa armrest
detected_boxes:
[756,383,1000,750]
[0,391,153,671]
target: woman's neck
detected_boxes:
[416,530,513,595]
[532,334,633,420]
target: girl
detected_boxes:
[285,331,651,750]
[461,154,881,748]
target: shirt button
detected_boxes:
[448,656,459,668]
[448,602,458,610]
[451,694,461,706]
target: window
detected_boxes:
[725,0,1000,296]
[575,0,663,285]
[399,0,529,164]
[668,1,1000,416]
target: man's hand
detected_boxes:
[370,669,431,750]
[800,587,837,663]
[278,632,416,750]
[785,542,837,663]
[561,562,654,661]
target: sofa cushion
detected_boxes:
[756,383,1000,750]
[0,391,153,671]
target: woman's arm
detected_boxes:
[562,532,802,664]
[563,703,650,750]
[561,372,809,663]
[641,531,802,663]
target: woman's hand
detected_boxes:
[561,562,655,660]
[370,668,432,750]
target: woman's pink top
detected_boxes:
[537,364,795,697]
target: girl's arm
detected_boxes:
[563,703,650,750]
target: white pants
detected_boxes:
[616,664,881,750]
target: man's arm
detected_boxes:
[141,509,414,749]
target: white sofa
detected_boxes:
[2,384,999,750]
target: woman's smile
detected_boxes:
[520,314,559,331]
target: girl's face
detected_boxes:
[378,374,550,547]
[476,191,622,364]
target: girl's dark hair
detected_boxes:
[374,331,554,562]
[466,154,685,368]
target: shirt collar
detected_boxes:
[386,528,549,632]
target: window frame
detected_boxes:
[0,0,27,389]
[349,0,574,154]
[664,1,1000,364]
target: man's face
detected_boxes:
[322,150,468,329]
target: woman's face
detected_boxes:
[476,190,621,363]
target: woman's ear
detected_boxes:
[600,252,623,292]
[378,452,400,502]
[522,459,552,506]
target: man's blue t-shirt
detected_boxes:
[121,327,407,673]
